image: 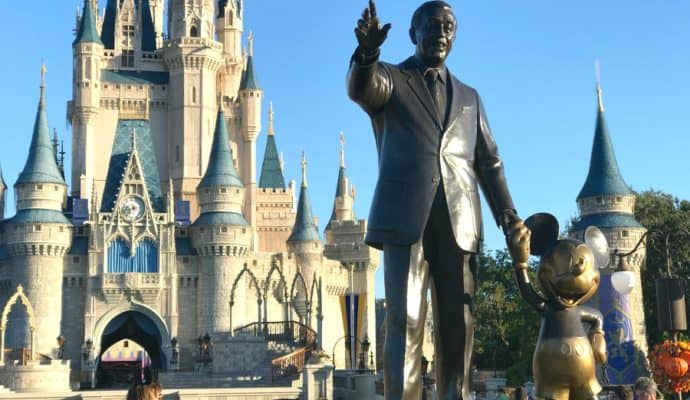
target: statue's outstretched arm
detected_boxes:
[347,0,393,114]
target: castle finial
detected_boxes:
[248,31,254,57]
[301,152,307,188]
[40,64,47,105]
[595,59,604,112]
[339,130,346,168]
[268,101,275,136]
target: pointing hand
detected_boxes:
[355,0,392,55]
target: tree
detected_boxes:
[473,249,540,385]
[634,190,690,345]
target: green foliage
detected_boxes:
[634,190,690,345]
[473,249,540,385]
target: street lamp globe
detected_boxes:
[611,255,636,295]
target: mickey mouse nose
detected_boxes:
[571,256,586,276]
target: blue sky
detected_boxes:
[0,1,688,298]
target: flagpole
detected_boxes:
[350,262,356,370]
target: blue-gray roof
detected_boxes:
[193,211,249,227]
[288,185,320,243]
[68,236,89,255]
[571,212,643,232]
[102,70,169,85]
[577,107,632,199]
[199,109,244,189]
[258,135,285,189]
[101,0,156,51]
[74,0,103,46]
[16,94,67,186]
[240,55,260,91]
[8,209,71,225]
[101,120,165,212]
[325,166,346,232]
[175,237,198,256]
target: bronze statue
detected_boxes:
[508,214,608,400]
[347,1,519,398]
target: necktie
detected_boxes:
[425,69,446,122]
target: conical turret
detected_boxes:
[325,131,355,233]
[192,106,251,335]
[288,153,320,245]
[74,0,103,46]
[259,102,286,189]
[15,66,68,212]
[4,67,71,358]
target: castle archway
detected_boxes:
[92,307,169,387]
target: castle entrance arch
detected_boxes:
[94,309,168,387]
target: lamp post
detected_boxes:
[358,335,370,371]
[331,335,353,369]
[612,228,690,400]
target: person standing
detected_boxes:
[347,1,520,399]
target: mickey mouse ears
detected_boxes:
[524,213,559,256]
[524,212,610,268]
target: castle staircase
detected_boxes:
[233,321,317,384]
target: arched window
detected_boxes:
[107,238,159,273]
[192,86,197,104]
[190,25,199,37]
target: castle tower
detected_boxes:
[323,132,379,370]
[71,0,104,200]
[237,34,262,236]
[216,0,244,98]
[191,106,251,334]
[5,68,72,355]
[255,102,296,253]
[164,0,223,217]
[569,80,648,383]
[287,153,322,325]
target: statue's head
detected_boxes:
[525,213,609,308]
[409,1,457,68]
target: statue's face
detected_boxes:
[537,239,600,308]
[410,6,457,68]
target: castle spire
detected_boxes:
[74,0,103,46]
[326,132,355,230]
[199,107,243,189]
[16,66,66,186]
[576,69,631,200]
[288,153,320,243]
[339,130,346,168]
[301,152,307,188]
[239,33,260,91]
[258,102,286,189]
[268,101,275,136]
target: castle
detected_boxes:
[0,0,378,391]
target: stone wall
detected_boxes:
[0,360,71,393]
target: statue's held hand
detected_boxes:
[508,220,530,268]
[355,0,392,55]
[590,330,607,364]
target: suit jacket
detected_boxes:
[347,55,515,253]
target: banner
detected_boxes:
[340,293,367,368]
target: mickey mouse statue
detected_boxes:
[508,213,608,400]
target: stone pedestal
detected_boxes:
[302,352,334,400]
[0,360,71,392]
